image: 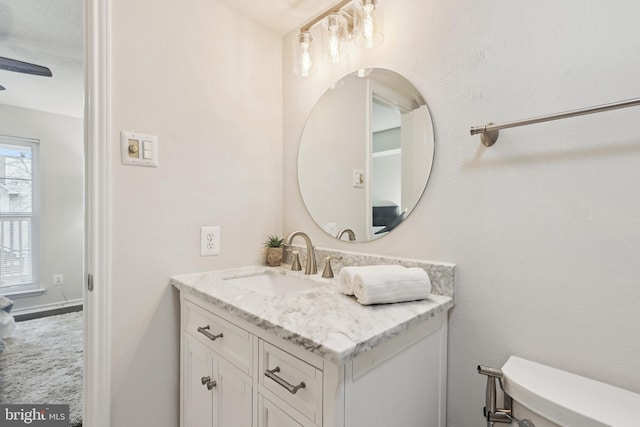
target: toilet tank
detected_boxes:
[502,356,640,427]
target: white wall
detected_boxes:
[284,1,640,426]
[0,104,84,313]
[109,0,282,425]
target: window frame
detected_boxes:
[0,134,40,295]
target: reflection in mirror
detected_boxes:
[298,68,434,242]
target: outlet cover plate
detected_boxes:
[200,226,220,256]
[53,274,64,286]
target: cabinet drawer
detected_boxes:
[259,340,323,425]
[258,395,317,427]
[185,300,252,376]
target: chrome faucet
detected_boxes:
[336,228,356,241]
[284,231,317,275]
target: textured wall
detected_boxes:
[109,0,283,424]
[283,1,640,425]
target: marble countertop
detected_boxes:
[171,265,454,364]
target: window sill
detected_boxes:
[1,288,46,299]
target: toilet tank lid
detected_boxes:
[502,356,640,427]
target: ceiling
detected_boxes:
[0,0,83,118]
[0,0,337,119]
[215,0,340,34]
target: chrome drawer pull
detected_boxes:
[264,366,306,395]
[197,325,223,341]
[201,376,217,390]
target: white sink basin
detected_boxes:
[222,270,323,296]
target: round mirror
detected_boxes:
[298,68,435,242]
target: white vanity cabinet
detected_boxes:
[180,294,448,427]
[182,334,252,427]
[182,302,253,427]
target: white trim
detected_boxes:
[84,0,112,426]
[2,287,46,299]
[9,298,83,317]
[371,148,401,158]
[371,80,415,114]
[32,138,41,297]
[439,315,448,427]
[364,79,373,240]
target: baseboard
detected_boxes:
[12,299,84,321]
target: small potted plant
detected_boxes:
[264,235,284,267]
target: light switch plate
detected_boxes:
[352,169,365,188]
[121,131,158,167]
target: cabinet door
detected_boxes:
[217,359,252,427]
[183,334,216,427]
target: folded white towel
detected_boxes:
[338,265,406,295]
[353,267,431,305]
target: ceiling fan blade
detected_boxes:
[0,56,52,77]
[0,84,5,91]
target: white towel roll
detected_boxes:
[338,265,406,295]
[353,267,431,305]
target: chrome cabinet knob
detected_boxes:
[201,376,216,390]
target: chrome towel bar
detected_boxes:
[470,97,640,147]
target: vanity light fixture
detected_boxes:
[293,0,384,77]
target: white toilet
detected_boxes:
[481,356,640,427]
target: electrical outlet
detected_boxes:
[200,226,220,256]
[53,274,64,287]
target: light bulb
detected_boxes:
[355,0,383,49]
[322,14,348,64]
[328,24,340,62]
[293,32,315,77]
[362,6,375,47]
[300,42,312,76]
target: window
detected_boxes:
[0,135,39,293]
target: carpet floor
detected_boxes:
[0,311,82,426]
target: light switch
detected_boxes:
[352,169,365,188]
[142,140,153,159]
[121,131,158,167]
[127,139,140,158]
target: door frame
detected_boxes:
[84,0,111,425]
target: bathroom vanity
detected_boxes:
[172,256,454,427]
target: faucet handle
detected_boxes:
[286,249,302,271]
[322,256,343,279]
